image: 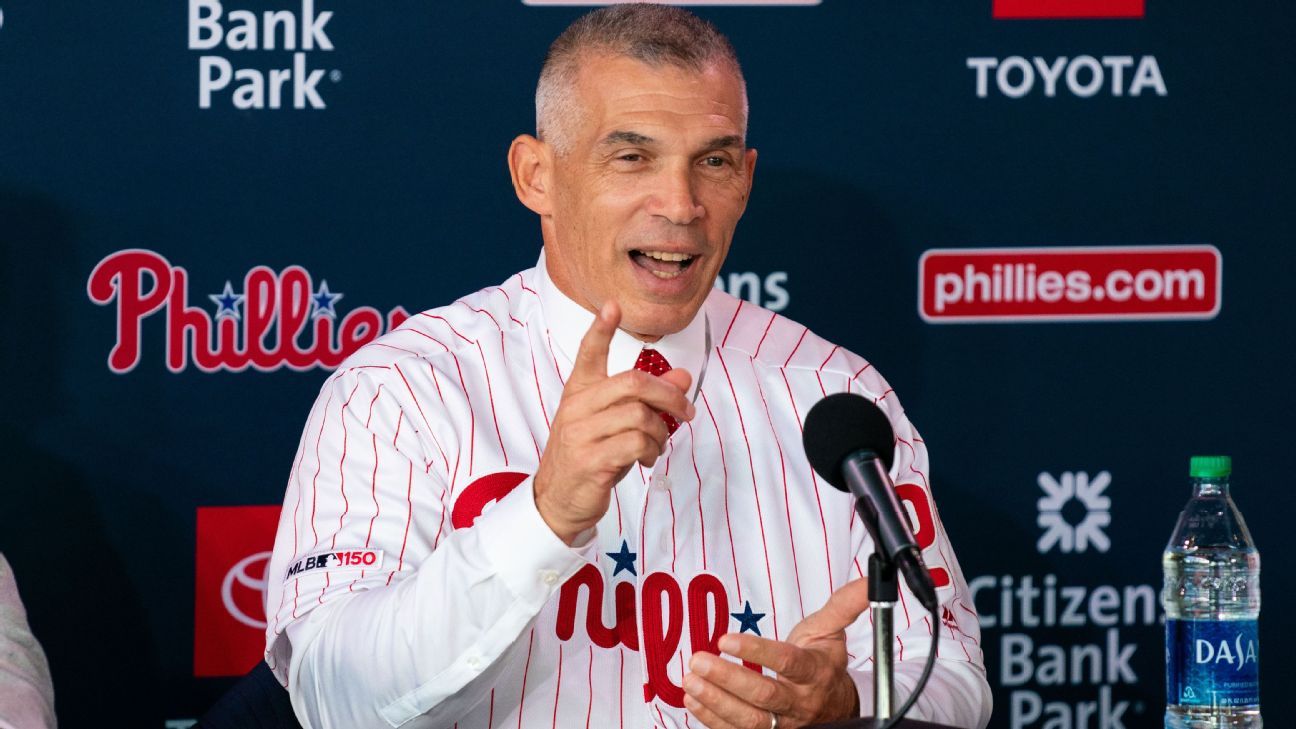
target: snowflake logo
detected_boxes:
[1036,471,1111,554]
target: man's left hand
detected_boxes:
[682,579,870,729]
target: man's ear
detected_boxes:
[509,135,554,216]
[744,147,758,193]
[738,146,758,212]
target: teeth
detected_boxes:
[641,250,693,262]
[649,269,684,279]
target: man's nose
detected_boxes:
[647,163,705,225]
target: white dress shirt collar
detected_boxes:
[535,249,710,401]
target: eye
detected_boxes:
[702,156,730,168]
[617,153,644,163]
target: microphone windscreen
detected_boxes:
[802,393,896,492]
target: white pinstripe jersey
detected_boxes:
[264,254,991,729]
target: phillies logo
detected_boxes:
[87,249,410,373]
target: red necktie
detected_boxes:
[634,348,679,435]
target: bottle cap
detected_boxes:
[1189,455,1232,478]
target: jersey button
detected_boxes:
[540,569,559,586]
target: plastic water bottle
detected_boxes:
[1162,455,1261,728]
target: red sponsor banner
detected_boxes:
[194,505,280,677]
[993,0,1144,19]
[918,246,1221,323]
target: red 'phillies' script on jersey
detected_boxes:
[993,0,1144,19]
[195,505,280,677]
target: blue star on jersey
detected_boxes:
[311,281,343,320]
[731,601,766,636]
[606,540,637,577]
[208,281,244,320]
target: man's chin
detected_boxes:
[618,300,704,341]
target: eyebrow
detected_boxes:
[599,130,655,147]
[597,130,746,152]
[701,135,745,152]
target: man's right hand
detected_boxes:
[533,301,695,545]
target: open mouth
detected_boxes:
[630,250,697,279]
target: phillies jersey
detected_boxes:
[263,252,991,729]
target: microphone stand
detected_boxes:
[863,506,899,722]
[802,501,956,729]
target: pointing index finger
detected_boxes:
[570,300,620,385]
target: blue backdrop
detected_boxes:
[1,1,1291,727]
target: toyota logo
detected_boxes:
[222,551,271,629]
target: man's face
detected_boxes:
[544,54,756,340]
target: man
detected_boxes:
[264,6,991,729]
[0,554,56,729]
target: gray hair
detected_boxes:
[535,4,748,155]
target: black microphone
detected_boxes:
[802,393,939,613]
